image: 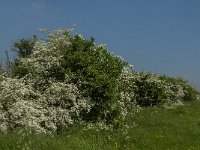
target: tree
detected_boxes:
[0,64,3,75]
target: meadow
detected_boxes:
[1,100,200,150]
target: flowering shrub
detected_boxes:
[0,74,92,133]
[0,28,132,133]
[11,29,129,124]
[159,76,199,107]
[119,71,199,108]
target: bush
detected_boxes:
[159,75,199,102]
[119,71,199,108]
[119,72,168,107]
[0,28,133,133]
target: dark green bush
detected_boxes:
[134,73,167,107]
[61,35,127,122]
[11,36,36,77]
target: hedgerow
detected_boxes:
[0,28,199,134]
[119,71,199,108]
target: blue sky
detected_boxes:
[0,0,200,90]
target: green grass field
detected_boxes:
[1,100,200,150]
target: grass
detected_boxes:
[1,100,200,150]
[130,100,200,149]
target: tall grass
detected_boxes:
[1,100,200,150]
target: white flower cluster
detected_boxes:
[0,74,92,133]
[17,28,73,78]
[117,70,141,119]
[20,41,63,75]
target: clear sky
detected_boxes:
[0,0,200,90]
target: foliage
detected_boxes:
[60,34,128,123]
[13,36,37,58]
[0,51,13,77]
[0,65,3,75]
[11,36,37,77]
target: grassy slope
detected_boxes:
[1,100,200,150]
[131,100,200,150]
